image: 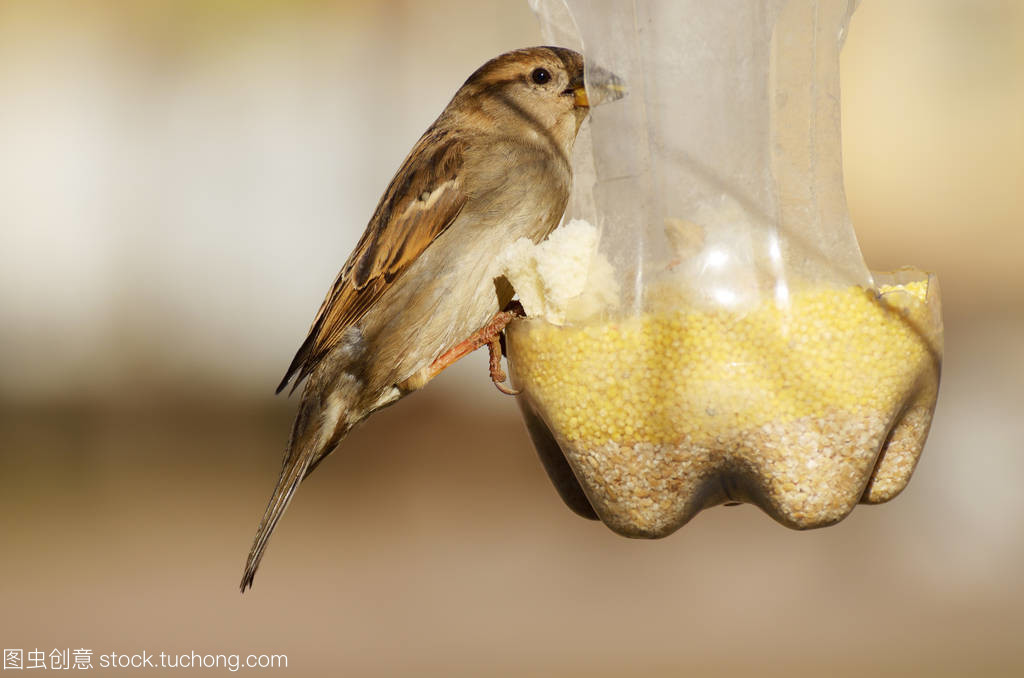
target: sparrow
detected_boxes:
[240,46,591,591]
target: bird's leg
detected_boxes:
[413,302,524,394]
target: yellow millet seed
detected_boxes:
[507,281,941,536]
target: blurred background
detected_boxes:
[1,0,1022,675]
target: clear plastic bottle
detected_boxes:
[504,0,943,535]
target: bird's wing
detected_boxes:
[277,128,468,393]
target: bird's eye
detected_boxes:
[531,68,551,85]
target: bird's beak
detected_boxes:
[587,66,627,106]
[567,73,589,108]
[603,81,628,98]
[573,84,590,108]
[569,65,627,109]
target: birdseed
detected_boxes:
[506,279,941,534]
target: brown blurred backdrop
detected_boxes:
[1,1,1022,676]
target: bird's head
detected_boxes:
[454,46,591,155]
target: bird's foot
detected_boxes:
[488,334,519,395]
[483,301,524,395]
[412,302,525,394]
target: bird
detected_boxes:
[240,46,591,591]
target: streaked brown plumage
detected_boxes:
[241,47,590,591]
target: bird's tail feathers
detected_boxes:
[240,394,347,592]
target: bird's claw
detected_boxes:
[488,335,520,396]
